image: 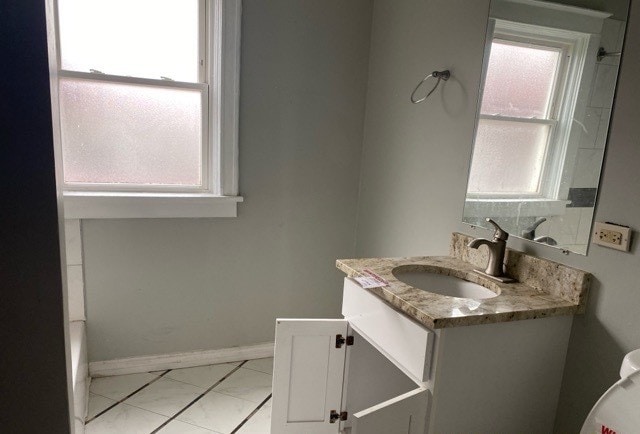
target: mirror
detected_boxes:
[463,0,629,255]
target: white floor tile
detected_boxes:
[85,403,167,434]
[177,391,259,433]
[165,363,238,389]
[90,372,159,401]
[236,400,272,434]
[243,358,273,375]
[125,377,205,417]
[87,393,117,420]
[157,419,220,434]
[213,368,272,403]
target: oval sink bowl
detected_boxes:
[392,267,499,299]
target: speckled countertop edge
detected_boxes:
[336,250,590,329]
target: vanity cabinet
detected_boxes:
[271,278,574,433]
[270,319,428,434]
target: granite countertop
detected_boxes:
[336,233,591,329]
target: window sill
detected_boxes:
[464,198,571,218]
[63,192,243,219]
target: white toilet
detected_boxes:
[581,349,640,433]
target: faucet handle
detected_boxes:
[486,218,509,241]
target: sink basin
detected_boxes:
[392,267,499,299]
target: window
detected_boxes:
[467,20,590,200]
[49,0,242,218]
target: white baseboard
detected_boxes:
[89,342,275,377]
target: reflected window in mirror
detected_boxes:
[468,21,590,200]
[463,0,629,255]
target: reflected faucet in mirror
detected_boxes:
[468,218,515,283]
[520,218,558,245]
[521,217,547,240]
[462,0,630,255]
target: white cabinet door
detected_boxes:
[351,387,429,434]
[271,319,348,434]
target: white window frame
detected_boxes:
[468,19,590,202]
[48,0,242,219]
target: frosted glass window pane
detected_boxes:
[480,41,561,118]
[58,0,200,82]
[468,119,550,194]
[59,78,202,186]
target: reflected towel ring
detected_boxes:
[410,70,451,104]
[597,47,622,62]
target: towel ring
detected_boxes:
[410,70,451,104]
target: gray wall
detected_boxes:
[0,0,72,431]
[553,3,640,429]
[355,0,490,257]
[83,0,373,361]
[356,0,640,431]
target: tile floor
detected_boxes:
[85,358,273,434]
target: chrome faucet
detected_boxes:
[468,218,514,283]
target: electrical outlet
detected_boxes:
[593,222,632,252]
[599,228,622,244]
